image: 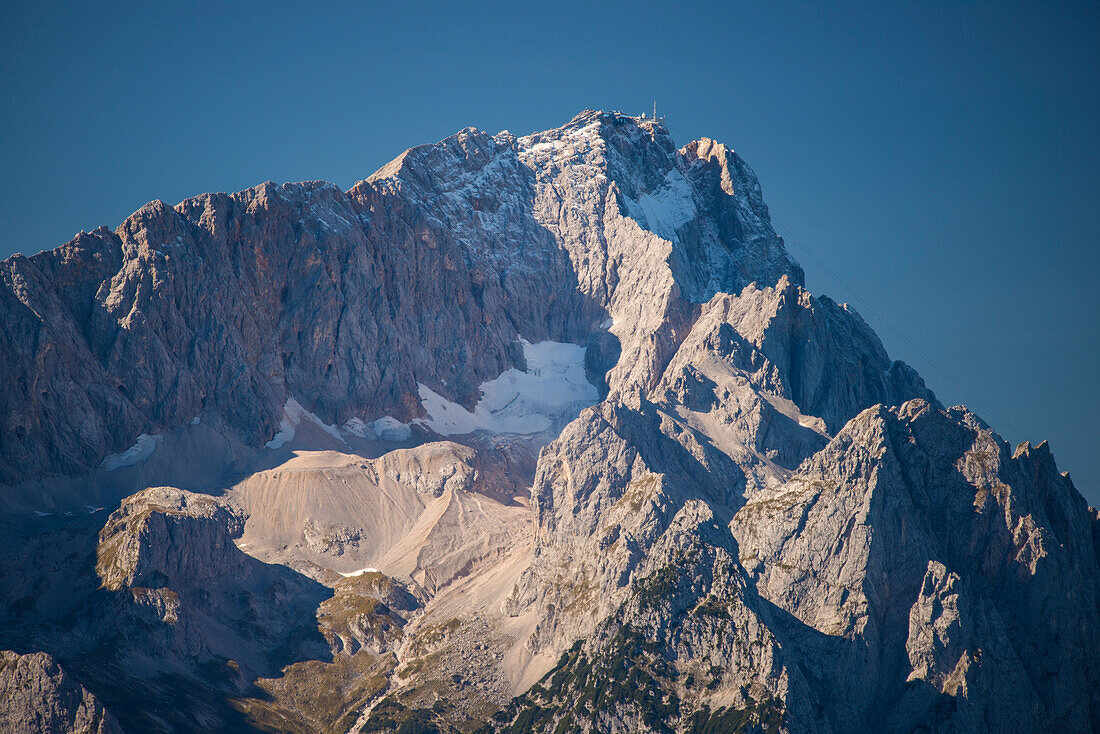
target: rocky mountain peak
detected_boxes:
[2,110,1096,734]
[0,110,810,485]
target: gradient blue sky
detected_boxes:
[2,1,1097,504]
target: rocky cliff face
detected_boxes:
[0,110,800,487]
[1,110,1096,733]
[0,651,122,734]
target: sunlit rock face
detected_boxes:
[0,110,802,485]
[1,111,1097,734]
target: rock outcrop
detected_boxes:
[0,651,122,734]
[2,110,1096,734]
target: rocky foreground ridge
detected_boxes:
[1,110,1097,733]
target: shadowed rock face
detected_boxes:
[2,111,1097,734]
[0,651,123,734]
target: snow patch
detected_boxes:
[265,398,347,449]
[568,121,601,141]
[759,392,828,435]
[267,400,414,449]
[339,567,379,578]
[101,433,161,471]
[341,417,371,438]
[370,416,413,442]
[528,141,560,155]
[623,168,697,241]
[418,340,599,437]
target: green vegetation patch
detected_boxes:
[232,650,395,734]
[683,696,785,734]
[482,625,680,733]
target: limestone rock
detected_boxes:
[0,111,798,487]
[2,110,1097,734]
[0,651,122,734]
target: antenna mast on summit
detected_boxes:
[653,100,657,120]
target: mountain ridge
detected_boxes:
[1,110,1096,734]
[0,109,808,488]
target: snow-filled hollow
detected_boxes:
[264,397,417,451]
[417,340,599,437]
[339,567,379,578]
[265,397,348,449]
[623,168,697,241]
[101,433,161,471]
[263,341,597,450]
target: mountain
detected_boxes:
[1,110,1096,733]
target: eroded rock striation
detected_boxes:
[1,110,1096,733]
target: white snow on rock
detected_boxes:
[623,168,697,241]
[267,400,414,449]
[265,400,302,449]
[369,416,414,441]
[417,340,599,437]
[100,433,161,471]
[265,398,347,449]
[341,417,371,438]
[339,567,380,578]
[528,141,561,156]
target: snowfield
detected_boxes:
[100,433,161,471]
[265,397,348,449]
[262,341,595,450]
[623,167,697,242]
[418,339,599,436]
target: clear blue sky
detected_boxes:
[2,1,1097,505]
